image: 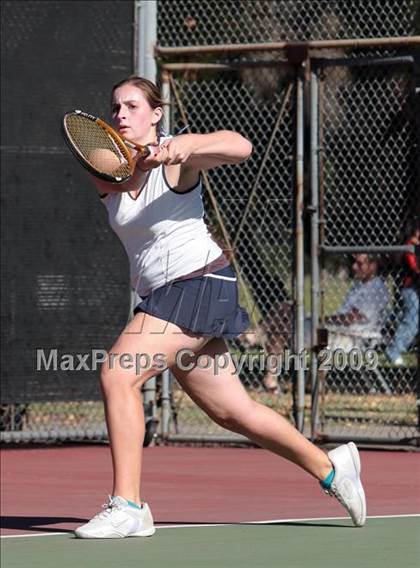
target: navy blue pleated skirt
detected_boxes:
[133,265,250,339]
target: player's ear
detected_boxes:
[152,107,163,126]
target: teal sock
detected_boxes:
[320,468,335,490]
[127,500,142,510]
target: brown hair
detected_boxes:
[111,76,165,136]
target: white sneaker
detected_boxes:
[324,442,367,527]
[74,496,156,538]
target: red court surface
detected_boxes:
[1,446,419,536]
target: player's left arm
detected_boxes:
[168,131,253,167]
[140,131,253,192]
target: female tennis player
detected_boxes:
[75,76,366,538]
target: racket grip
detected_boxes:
[134,146,155,172]
[124,140,152,158]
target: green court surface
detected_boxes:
[2,516,419,568]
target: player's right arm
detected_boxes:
[89,163,149,195]
[90,145,169,194]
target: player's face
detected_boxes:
[111,84,162,145]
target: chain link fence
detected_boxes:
[1,0,134,442]
[159,47,419,445]
[310,55,419,444]
[157,0,416,45]
[313,257,418,443]
[2,1,419,446]
[154,1,419,446]
[160,61,297,441]
[318,58,417,246]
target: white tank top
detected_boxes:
[101,157,222,297]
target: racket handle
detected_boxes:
[131,145,155,172]
[124,140,151,158]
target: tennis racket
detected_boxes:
[62,110,152,183]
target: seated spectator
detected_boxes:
[245,253,390,393]
[324,254,390,352]
[385,218,419,365]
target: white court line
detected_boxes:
[1,532,67,539]
[1,513,419,539]
[158,513,420,529]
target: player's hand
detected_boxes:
[134,144,164,172]
[158,135,194,165]
[135,135,194,171]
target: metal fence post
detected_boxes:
[160,369,171,438]
[309,66,320,440]
[295,64,306,433]
[160,69,173,440]
[135,0,157,79]
[135,0,158,438]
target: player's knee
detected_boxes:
[212,402,255,433]
[210,410,233,431]
[99,353,161,394]
[100,362,128,395]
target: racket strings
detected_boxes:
[65,115,132,179]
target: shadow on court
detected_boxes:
[0,516,86,534]
[159,521,352,529]
[241,521,352,529]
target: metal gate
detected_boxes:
[158,59,299,442]
[157,44,419,446]
[309,54,419,445]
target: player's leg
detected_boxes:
[75,313,211,538]
[101,311,211,503]
[171,337,331,479]
[171,337,366,526]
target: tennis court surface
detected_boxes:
[2,446,419,567]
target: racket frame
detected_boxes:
[62,110,151,183]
